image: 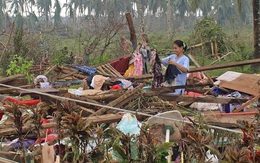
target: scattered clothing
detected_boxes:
[150,56,163,89]
[139,47,151,74]
[227,91,242,98]
[71,66,97,75]
[110,56,131,75]
[110,84,123,90]
[118,79,133,90]
[124,64,135,77]
[90,75,109,90]
[134,52,143,76]
[164,64,181,84]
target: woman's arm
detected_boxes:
[168,59,189,73]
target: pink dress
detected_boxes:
[134,52,143,76]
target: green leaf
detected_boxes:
[156,142,174,156]
[113,144,127,159]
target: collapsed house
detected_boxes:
[0,54,259,162]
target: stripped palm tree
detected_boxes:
[54,0,62,27]
[37,0,52,22]
[0,0,6,28]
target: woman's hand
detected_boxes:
[168,58,176,65]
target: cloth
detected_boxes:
[110,84,123,90]
[71,66,97,75]
[164,64,181,84]
[162,54,189,95]
[124,64,135,77]
[34,75,48,85]
[139,47,151,74]
[134,52,143,76]
[90,75,108,90]
[118,79,133,90]
[151,60,163,89]
[110,56,130,74]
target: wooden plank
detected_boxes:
[19,88,59,94]
[77,105,95,114]
[103,64,117,77]
[233,95,260,113]
[203,111,258,116]
[91,84,144,116]
[58,69,79,80]
[0,85,33,93]
[0,74,25,84]
[188,54,214,84]
[107,63,123,77]
[44,65,57,76]
[158,95,249,104]
[69,94,101,109]
[97,66,107,75]
[189,58,260,72]
[215,71,260,95]
[203,113,256,128]
[125,74,153,80]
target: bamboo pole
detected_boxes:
[233,95,260,113]
[188,54,214,84]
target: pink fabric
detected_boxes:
[134,52,143,76]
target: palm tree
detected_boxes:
[172,0,190,28]
[236,0,260,71]
[166,0,173,32]
[190,0,212,17]
[0,0,6,28]
[10,0,24,15]
[136,0,145,32]
[54,0,62,27]
[252,0,260,71]
[37,0,52,22]
[213,0,235,25]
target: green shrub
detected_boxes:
[6,55,34,83]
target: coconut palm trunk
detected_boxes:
[136,0,145,33]
[166,0,173,33]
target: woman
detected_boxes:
[161,40,189,95]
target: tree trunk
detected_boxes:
[136,0,145,33]
[125,13,137,50]
[252,0,260,71]
[166,0,173,33]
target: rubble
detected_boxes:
[0,56,259,162]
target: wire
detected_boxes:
[0,83,243,134]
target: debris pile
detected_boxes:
[0,56,259,162]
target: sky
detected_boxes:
[6,0,67,17]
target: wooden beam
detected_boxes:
[44,65,57,76]
[91,84,144,116]
[158,95,249,104]
[233,95,260,113]
[189,58,260,72]
[0,74,25,84]
[125,13,137,50]
[0,85,33,94]
[188,54,214,84]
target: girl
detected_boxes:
[161,40,189,95]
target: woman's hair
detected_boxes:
[173,40,187,52]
